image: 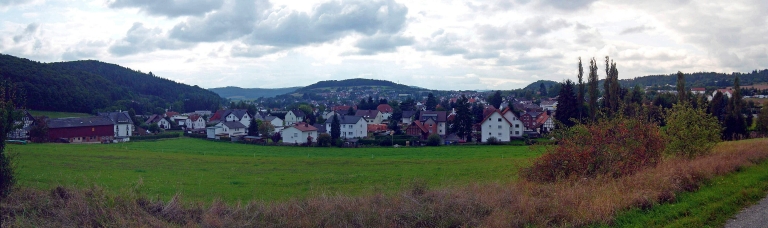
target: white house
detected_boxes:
[325,114,367,139]
[281,123,318,144]
[402,111,417,125]
[8,109,35,140]
[216,121,247,137]
[100,111,133,142]
[285,109,306,126]
[540,100,558,111]
[185,114,206,129]
[713,89,733,99]
[356,110,383,124]
[502,108,525,138]
[265,116,284,132]
[481,110,511,143]
[224,109,252,128]
[170,115,188,127]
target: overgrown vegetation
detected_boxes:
[664,102,722,158]
[0,80,21,197]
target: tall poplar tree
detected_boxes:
[556,80,578,128]
[426,93,437,111]
[330,114,341,145]
[676,71,686,103]
[588,58,599,121]
[577,57,585,121]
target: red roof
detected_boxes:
[691,87,705,91]
[377,104,393,113]
[209,110,227,121]
[535,112,550,125]
[410,120,429,133]
[481,109,514,126]
[189,114,201,121]
[367,124,388,132]
[482,106,497,118]
[165,111,179,117]
[289,123,318,132]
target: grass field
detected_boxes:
[27,110,92,118]
[7,138,542,202]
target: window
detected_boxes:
[515,131,519,135]
[349,132,353,135]
[294,133,298,137]
[498,132,502,136]
[515,124,520,128]
[488,118,491,121]
[488,132,491,135]
[498,125,502,129]
[498,118,502,122]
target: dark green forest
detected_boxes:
[209,86,301,100]
[296,78,416,92]
[617,70,768,88]
[0,54,222,114]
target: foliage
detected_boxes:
[577,57,585,121]
[488,91,502,109]
[208,86,300,100]
[524,117,666,182]
[0,54,222,114]
[616,69,768,89]
[0,80,22,198]
[330,114,340,145]
[248,119,260,137]
[450,95,473,141]
[723,77,747,140]
[258,121,275,137]
[426,93,437,111]
[757,105,768,134]
[677,71,687,103]
[270,132,281,143]
[555,79,578,128]
[147,124,161,133]
[28,116,49,143]
[587,57,600,121]
[317,133,332,147]
[665,102,722,158]
[296,78,415,93]
[603,56,620,116]
[426,133,441,146]
[485,136,500,145]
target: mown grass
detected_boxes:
[27,110,92,118]
[606,159,768,228]
[7,138,541,202]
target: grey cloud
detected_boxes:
[62,40,108,61]
[620,25,654,35]
[13,23,39,43]
[109,22,193,56]
[574,23,604,48]
[108,0,224,17]
[535,0,597,11]
[230,44,279,58]
[422,30,468,56]
[354,33,414,55]
[0,0,31,7]
[170,0,268,42]
[245,0,409,47]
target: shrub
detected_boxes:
[132,133,180,141]
[317,133,331,147]
[523,117,666,182]
[485,136,500,145]
[665,102,722,158]
[427,134,441,146]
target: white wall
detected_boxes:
[481,112,510,142]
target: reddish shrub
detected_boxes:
[524,117,666,182]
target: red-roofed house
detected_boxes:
[406,120,429,139]
[281,123,318,144]
[377,104,393,121]
[714,89,733,98]
[691,87,706,95]
[367,124,388,133]
[185,114,206,129]
[164,111,179,118]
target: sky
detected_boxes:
[1,0,766,90]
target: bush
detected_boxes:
[317,133,331,147]
[523,117,666,182]
[426,134,441,146]
[485,136,500,145]
[665,102,721,158]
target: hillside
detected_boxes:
[618,70,768,88]
[522,80,558,91]
[209,86,300,100]
[296,78,416,92]
[0,54,222,114]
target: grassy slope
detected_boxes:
[7,138,541,202]
[608,160,768,228]
[27,110,92,118]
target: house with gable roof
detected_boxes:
[99,111,134,142]
[406,120,430,140]
[285,109,306,126]
[355,110,383,124]
[325,114,367,139]
[145,114,171,129]
[7,109,35,140]
[377,104,394,121]
[419,111,447,136]
[185,114,206,129]
[282,122,318,144]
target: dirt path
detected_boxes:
[725,194,768,228]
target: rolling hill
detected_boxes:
[208,86,301,100]
[0,54,222,114]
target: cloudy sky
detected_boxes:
[1,0,766,90]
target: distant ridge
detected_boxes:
[296,78,416,92]
[208,86,301,100]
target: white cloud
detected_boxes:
[0,0,765,90]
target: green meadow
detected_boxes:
[7,138,542,202]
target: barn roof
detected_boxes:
[48,116,114,129]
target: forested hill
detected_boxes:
[618,70,768,88]
[296,78,415,92]
[0,54,222,114]
[209,86,301,100]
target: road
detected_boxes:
[725,195,768,228]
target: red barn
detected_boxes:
[48,116,115,143]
